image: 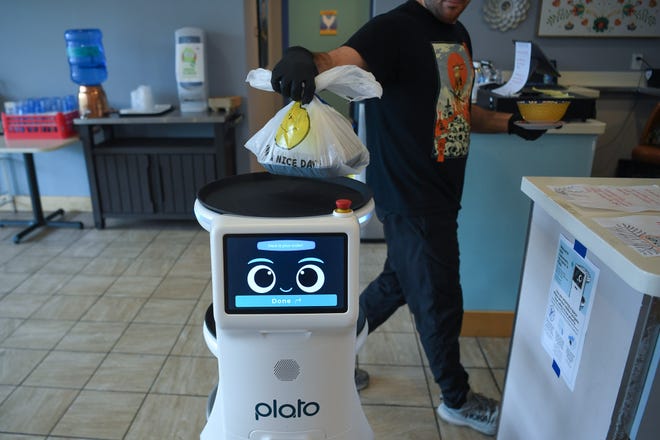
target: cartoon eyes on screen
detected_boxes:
[247,257,326,294]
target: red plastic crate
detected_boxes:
[1,110,79,140]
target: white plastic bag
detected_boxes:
[245,65,382,178]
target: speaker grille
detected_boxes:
[274,359,300,381]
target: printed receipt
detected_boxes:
[491,41,531,97]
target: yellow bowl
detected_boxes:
[517,100,570,123]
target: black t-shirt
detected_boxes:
[345,0,474,215]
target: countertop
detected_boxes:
[0,135,79,153]
[74,108,239,125]
[521,176,660,297]
[546,119,606,135]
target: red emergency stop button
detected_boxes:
[335,199,353,213]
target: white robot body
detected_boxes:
[201,212,373,440]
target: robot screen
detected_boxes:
[223,233,348,314]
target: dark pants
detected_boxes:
[359,211,469,408]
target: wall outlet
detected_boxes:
[631,53,644,70]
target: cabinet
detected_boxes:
[75,110,241,228]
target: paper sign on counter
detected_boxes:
[549,184,660,212]
[541,235,600,391]
[594,215,660,257]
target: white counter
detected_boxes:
[521,176,659,296]
[498,176,659,440]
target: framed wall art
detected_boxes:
[537,0,660,38]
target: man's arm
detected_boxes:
[314,46,368,73]
[471,105,511,133]
[472,104,546,140]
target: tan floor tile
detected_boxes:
[24,351,105,388]
[0,317,23,342]
[113,323,183,355]
[359,365,432,407]
[0,293,49,318]
[32,295,97,321]
[0,348,47,384]
[152,355,217,396]
[478,337,511,369]
[52,390,144,439]
[171,325,214,357]
[169,255,213,279]
[58,274,116,296]
[81,296,145,322]
[468,368,505,400]
[58,238,108,258]
[18,242,68,258]
[492,368,506,393]
[133,298,196,324]
[0,272,29,295]
[12,273,72,295]
[0,433,44,439]
[1,320,75,349]
[34,227,86,245]
[115,229,160,243]
[86,353,165,392]
[80,257,134,276]
[56,321,127,352]
[152,276,208,300]
[0,384,14,404]
[0,386,77,435]
[122,257,176,277]
[78,228,125,243]
[180,242,210,259]
[460,337,489,368]
[97,241,149,259]
[438,415,494,440]
[37,257,89,275]
[358,332,423,366]
[124,393,206,440]
[154,228,199,244]
[140,242,187,260]
[0,243,25,264]
[188,297,212,326]
[105,275,162,297]
[0,255,51,274]
[364,404,440,440]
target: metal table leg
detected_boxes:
[0,153,83,243]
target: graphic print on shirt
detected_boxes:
[431,43,473,162]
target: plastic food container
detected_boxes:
[1,110,79,140]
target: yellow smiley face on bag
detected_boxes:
[275,102,310,149]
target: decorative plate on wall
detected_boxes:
[483,0,531,32]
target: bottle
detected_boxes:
[175,27,208,112]
[64,29,108,86]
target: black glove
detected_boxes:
[271,46,318,105]
[507,112,546,141]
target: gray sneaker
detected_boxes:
[437,391,499,436]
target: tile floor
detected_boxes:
[0,212,510,440]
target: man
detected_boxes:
[271,0,542,436]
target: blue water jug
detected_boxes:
[64,29,108,86]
